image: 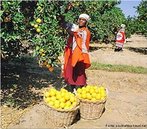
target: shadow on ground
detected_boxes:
[89,46,113,52]
[90,44,147,55]
[1,55,64,109]
[127,47,147,55]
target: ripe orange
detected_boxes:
[37,6,42,10]
[48,67,54,72]
[43,61,48,66]
[34,24,38,28]
[36,18,42,23]
[41,53,45,56]
[46,64,51,68]
[36,28,41,33]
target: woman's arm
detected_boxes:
[57,16,74,36]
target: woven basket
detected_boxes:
[44,101,79,128]
[80,99,106,120]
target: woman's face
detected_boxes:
[78,18,87,27]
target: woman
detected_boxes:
[114,24,126,52]
[60,14,91,92]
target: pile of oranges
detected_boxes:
[44,88,78,110]
[76,85,107,101]
[43,85,107,110]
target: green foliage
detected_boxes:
[1,0,128,66]
[1,1,36,58]
[1,1,24,57]
[125,0,147,37]
[29,1,67,67]
[29,1,127,67]
[136,0,147,36]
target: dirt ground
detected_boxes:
[1,35,147,129]
[6,70,147,129]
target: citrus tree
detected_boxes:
[125,16,136,38]
[136,0,147,36]
[29,1,68,71]
[125,0,147,37]
[1,1,68,71]
[1,0,128,68]
[1,1,26,59]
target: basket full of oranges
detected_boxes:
[43,87,79,127]
[76,85,107,120]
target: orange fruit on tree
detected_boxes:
[36,18,42,23]
[34,24,38,28]
[46,64,51,68]
[36,28,41,33]
[37,6,42,10]
[48,67,54,72]
[41,53,45,56]
[40,48,44,53]
[43,61,48,66]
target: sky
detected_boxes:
[117,0,142,18]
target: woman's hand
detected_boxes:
[65,2,74,13]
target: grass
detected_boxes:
[90,62,147,74]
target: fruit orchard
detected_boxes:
[1,0,147,67]
[125,0,147,37]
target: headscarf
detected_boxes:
[79,14,90,21]
[121,24,126,29]
[120,24,126,32]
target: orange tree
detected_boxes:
[125,0,147,37]
[1,0,127,68]
[1,1,38,59]
[136,0,147,36]
[125,16,136,37]
[1,1,68,71]
[1,1,26,59]
[29,1,67,71]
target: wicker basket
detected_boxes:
[44,101,79,128]
[80,99,106,120]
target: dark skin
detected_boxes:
[67,18,87,36]
[78,18,87,28]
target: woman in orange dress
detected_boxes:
[60,14,91,92]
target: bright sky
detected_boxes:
[117,0,142,17]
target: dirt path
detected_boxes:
[1,34,147,129]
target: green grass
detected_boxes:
[90,62,147,74]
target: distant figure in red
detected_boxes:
[114,24,126,52]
